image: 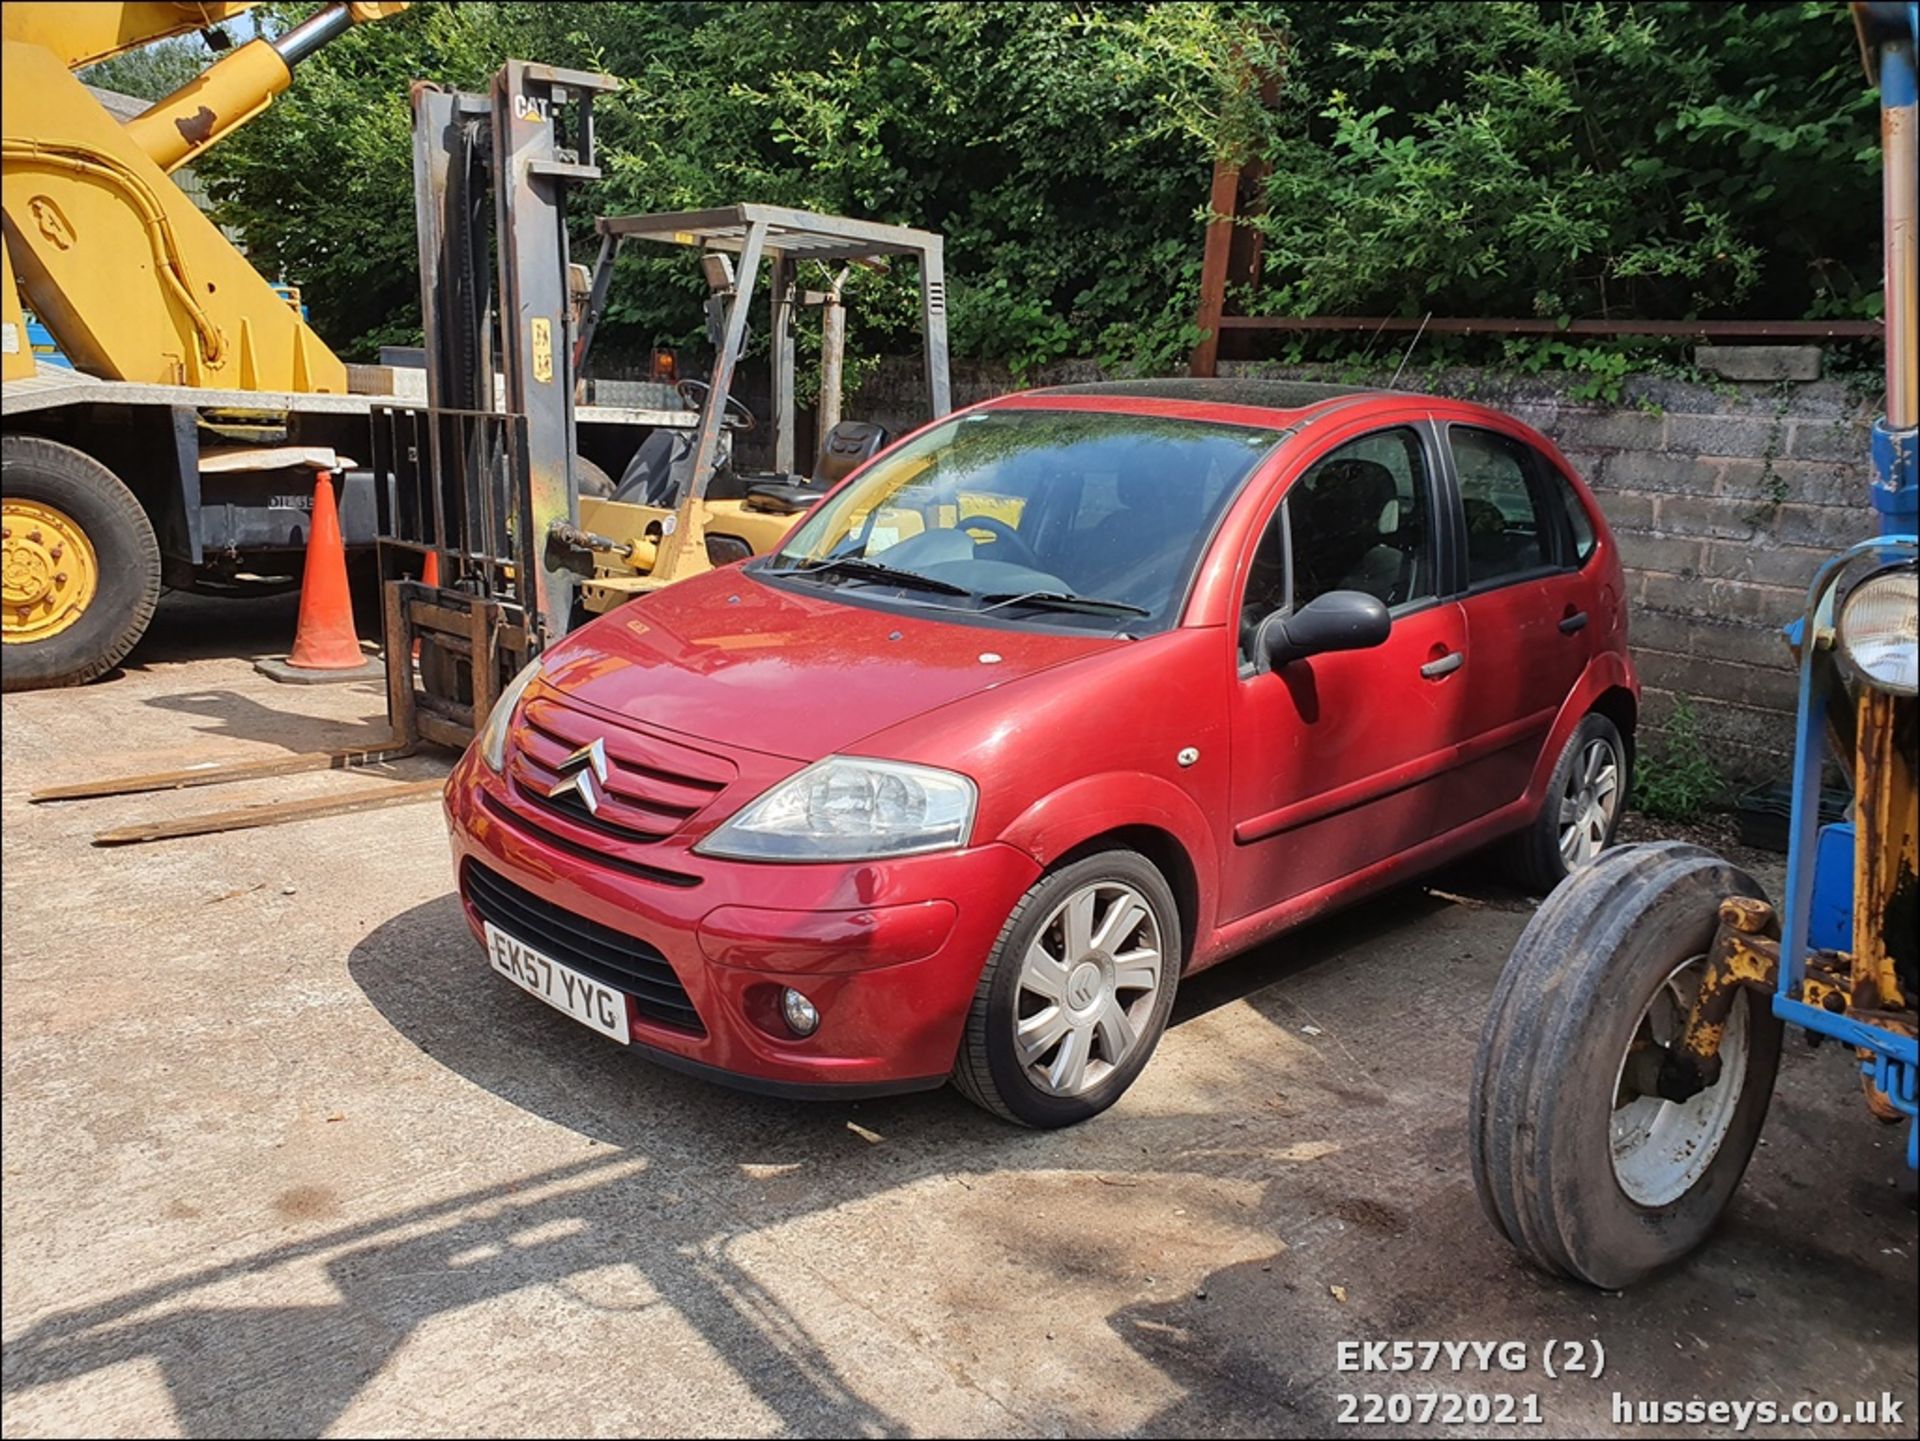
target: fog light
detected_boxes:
[781,987,820,1037]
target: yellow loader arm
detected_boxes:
[1,3,406,387]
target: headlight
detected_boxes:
[696,757,977,861]
[477,657,544,772]
[1837,568,1917,696]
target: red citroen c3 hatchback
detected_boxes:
[444,380,1636,1126]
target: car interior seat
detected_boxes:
[1070,451,1186,598]
[1461,494,1537,576]
[1293,458,1414,605]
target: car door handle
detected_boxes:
[1420,651,1464,680]
[1559,611,1589,635]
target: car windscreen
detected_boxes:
[760,409,1281,632]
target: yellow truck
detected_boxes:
[1,2,677,691]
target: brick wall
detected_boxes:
[847,359,1882,783]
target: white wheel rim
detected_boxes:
[1558,736,1621,869]
[1609,957,1749,1208]
[1014,880,1162,1097]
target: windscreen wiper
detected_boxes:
[978,589,1152,617]
[783,556,974,597]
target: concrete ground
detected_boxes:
[3,593,1915,1439]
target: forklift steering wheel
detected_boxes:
[676,379,757,433]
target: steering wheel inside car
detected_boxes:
[959,514,1043,570]
[676,378,757,432]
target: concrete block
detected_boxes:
[1772,502,1877,549]
[1624,609,1696,655]
[1639,572,1802,626]
[1788,416,1870,461]
[1633,650,1798,713]
[1702,540,1833,590]
[1604,451,1722,495]
[1715,457,1864,507]
[1551,409,1668,451]
[1640,688,1794,778]
[1626,606,1794,668]
[1617,533,1706,576]
[1594,490,1658,532]
[1654,493,1764,541]
[1664,413,1786,457]
[1693,345,1821,382]
[1554,449,1609,485]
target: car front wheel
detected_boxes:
[951,850,1181,1128]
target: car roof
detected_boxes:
[1000,377,1390,428]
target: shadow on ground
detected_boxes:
[5,863,1912,1437]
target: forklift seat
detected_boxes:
[814,420,889,485]
[743,421,891,515]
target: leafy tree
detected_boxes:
[1241,1,1879,323]
[192,1,1880,372]
[78,38,212,101]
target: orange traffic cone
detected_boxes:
[411,549,441,662]
[256,469,380,683]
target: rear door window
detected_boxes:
[1450,427,1558,586]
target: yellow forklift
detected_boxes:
[563,205,951,617]
[31,54,954,842]
[388,80,953,748]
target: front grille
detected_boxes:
[462,861,704,1034]
[507,694,732,846]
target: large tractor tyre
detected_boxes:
[952,850,1181,1128]
[575,455,615,499]
[1470,841,1783,1289]
[1505,712,1629,893]
[2,435,162,692]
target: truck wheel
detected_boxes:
[1507,712,1628,892]
[1470,841,1783,1289]
[952,850,1180,1128]
[2,436,161,692]
[575,455,615,499]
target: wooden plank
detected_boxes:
[384,578,418,746]
[92,779,446,847]
[31,739,414,803]
[415,712,473,751]
[411,599,479,637]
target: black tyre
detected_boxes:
[1508,712,1628,892]
[952,850,1181,1128]
[575,455,615,499]
[2,435,161,692]
[1470,841,1783,1289]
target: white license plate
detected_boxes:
[485,922,631,1044]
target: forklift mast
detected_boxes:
[378,61,616,752]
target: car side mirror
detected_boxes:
[1260,590,1391,669]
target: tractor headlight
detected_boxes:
[696,757,977,861]
[1837,568,1918,697]
[477,657,544,772]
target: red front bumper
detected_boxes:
[442,748,1040,1094]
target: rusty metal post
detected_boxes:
[1853,688,1918,1015]
[1661,896,1780,1100]
[1190,159,1240,379]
